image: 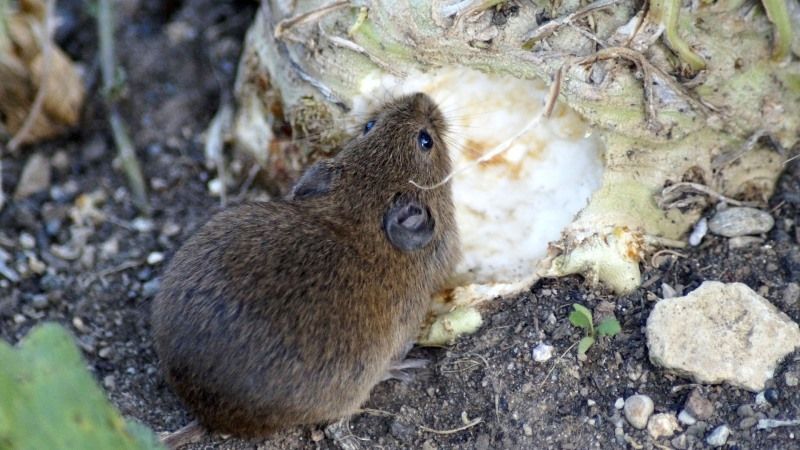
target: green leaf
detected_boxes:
[568,304,593,330]
[0,323,164,450]
[597,317,622,337]
[577,336,595,356]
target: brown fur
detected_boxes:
[151,93,460,437]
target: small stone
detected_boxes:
[678,410,697,425]
[30,294,49,310]
[532,343,553,362]
[685,389,714,421]
[162,222,181,237]
[100,238,119,259]
[784,372,798,387]
[98,347,112,359]
[647,413,679,439]
[72,316,89,333]
[522,423,533,436]
[310,429,325,442]
[708,207,774,237]
[624,394,654,430]
[103,375,116,390]
[51,150,70,172]
[14,153,52,199]
[764,388,779,404]
[784,283,800,307]
[147,252,165,265]
[689,217,708,246]
[647,281,800,392]
[671,433,689,450]
[739,416,758,429]
[27,255,46,274]
[614,397,625,409]
[706,424,731,447]
[142,279,161,298]
[729,236,764,249]
[755,391,768,405]
[736,404,754,417]
[208,178,224,196]
[132,217,155,233]
[19,232,36,249]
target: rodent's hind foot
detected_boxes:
[160,420,206,449]
[381,358,428,383]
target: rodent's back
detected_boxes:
[151,92,461,436]
[152,200,443,434]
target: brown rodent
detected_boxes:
[151,92,460,438]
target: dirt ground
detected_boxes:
[2,1,799,449]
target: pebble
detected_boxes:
[103,375,116,390]
[784,283,800,307]
[678,409,696,425]
[310,429,325,442]
[30,294,49,310]
[532,343,553,362]
[784,372,798,387]
[132,217,155,233]
[764,387,779,404]
[14,153,52,199]
[706,424,731,447]
[522,423,533,436]
[708,207,774,237]
[688,217,707,246]
[671,433,689,450]
[19,232,36,249]
[614,397,625,409]
[647,413,679,439]
[739,416,758,429]
[755,391,768,405]
[685,389,714,420]
[737,404,754,417]
[141,279,161,299]
[98,347,112,359]
[624,394,654,429]
[162,222,181,237]
[147,252,165,265]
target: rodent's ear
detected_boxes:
[289,161,338,200]
[383,195,435,252]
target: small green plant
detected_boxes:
[568,303,621,356]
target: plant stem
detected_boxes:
[97,0,149,212]
[762,0,792,61]
[650,0,706,71]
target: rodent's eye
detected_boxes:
[417,129,433,151]
[363,120,376,134]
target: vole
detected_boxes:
[151,92,460,442]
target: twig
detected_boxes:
[539,341,577,388]
[574,46,715,128]
[523,0,624,46]
[274,0,350,40]
[418,416,483,435]
[97,0,149,212]
[660,182,758,208]
[650,249,687,268]
[204,103,233,207]
[8,0,55,151]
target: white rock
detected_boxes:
[647,281,800,391]
[614,397,625,410]
[147,252,165,265]
[678,409,697,425]
[532,343,554,362]
[706,424,731,447]
[708,207,773,237]
[624,395,654,430]
[647,413,679,439]
[688,217,707,246]
[14,153,51,199]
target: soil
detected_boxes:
[2,1,799,449]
